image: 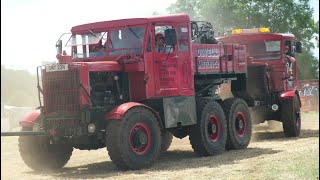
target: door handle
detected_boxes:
[172,55,178,59]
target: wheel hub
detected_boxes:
[235,112,247,137]
[132,131,147,146]
[208,115,220,142]
[211,124,217,133]
[129,122,151,155]
[238,119,243,129]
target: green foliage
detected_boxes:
[167,0,202,20]
[167,0,319,79]
[1,65,38,107]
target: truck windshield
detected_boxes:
[66,26,145,59]
[250,40,281,60]
[67,31,107,46]
[109,27,145,56]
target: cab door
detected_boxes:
[152,24,180,97]
[176,24,194,96]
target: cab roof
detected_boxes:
[218,33,296,44]
[71,14,190,33]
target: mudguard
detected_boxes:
[19,109,41,127]
[105,102,163,128]
[279,90,301,106]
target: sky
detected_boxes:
[1,0,319,74]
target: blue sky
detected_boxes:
[1,0,319,74]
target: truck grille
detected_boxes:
[43,67,80,113]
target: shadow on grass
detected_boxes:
[25,147,281,179]
[252,129,319,142]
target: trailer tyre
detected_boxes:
[189,100,227,156]
[222,98,252,150]
[281,94,301,137]
[18,127,73,171]
[106,107,161,170]
[160,131,173,152]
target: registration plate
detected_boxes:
[45,64,68,72]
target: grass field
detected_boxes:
[1,112,319,180]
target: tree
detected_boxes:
[167,0,202,20]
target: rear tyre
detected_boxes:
[189,100,227,156]
[106,107,161,170]
[281,94,301,137]
[160,131,173,152]
[222,98,252,150]
[19,127,73,171]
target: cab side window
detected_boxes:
[154,25,174,53]
[178,26,189,51]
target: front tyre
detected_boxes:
[106,107,161,170]
[19,127,73,171]
[281,94,301,137]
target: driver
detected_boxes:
[92,40,106,57]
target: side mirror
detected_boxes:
[164,29,177,46]
[295,41,302,53]
[56,40,63,54]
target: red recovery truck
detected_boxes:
[1,14,301,171]
[218,28,302,135]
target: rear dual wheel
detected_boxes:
[189,100,227,156]
[160,131,173,152]
[222,98,252,150]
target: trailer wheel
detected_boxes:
[189,100,227,156]
[106,107,161,170]
[222,98,252,150]
[160,131,173,152]
[18,127,73,171]
[281,94,301,137]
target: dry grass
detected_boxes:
[1,112,319,180]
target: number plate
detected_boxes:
[45,64,68,72]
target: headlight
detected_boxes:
[88,123,96,133]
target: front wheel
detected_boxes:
[281,94,301,137]
[19,127,73,171]
[106,107,161,170]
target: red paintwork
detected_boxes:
[208,115,221,142]
[71,14,189,33]
[280,90,295,100]
[219,33,298,93]
[19,109,40,127]
[192,44,247,74]
[105,102,159,120]
[129,122,152,155]
[235,112,247,137]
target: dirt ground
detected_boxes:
[1,112,319,180]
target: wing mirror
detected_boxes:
[164,29,177,46]
[295,41,302,53]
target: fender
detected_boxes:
[105,102,163,128]
[279,90,301,106]
[19,109,41,127]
